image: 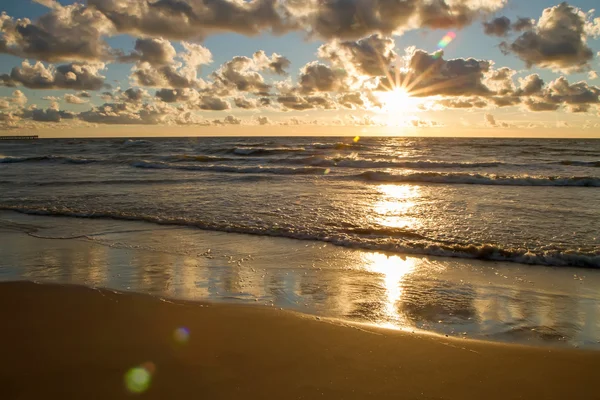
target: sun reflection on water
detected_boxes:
[373,184,420,230]
[361,252,416,329]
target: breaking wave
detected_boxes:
[358,171,600,187]
[277,156,509,169]
[1,205,598,268]
[0,155,97,164]
[131,160,327,175]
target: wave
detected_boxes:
[0,155,97,164]
[276,156,508,169]
[131,160,328,175]
[311,142,361,150]
[122,139,152,147]
[165,154,236,163]
[2,205,598,268]
[358,171,600,187]
[202,146,306,156]
[231,147,306,156]
[558,160,600,167]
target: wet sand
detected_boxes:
[0,281,596,399]
[2,211,600,348]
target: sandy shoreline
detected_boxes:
[1,281,597,399]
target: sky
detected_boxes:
[0,0,599,137]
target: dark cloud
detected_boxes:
[483,16,511,36]
[277,93,336,110]
[290,0,506,40]
[257,115,271,125]
[118,38,177,66]
[483,16,535,36]
[337,92,364,109]
[122,88,148,102]
[0,4,113,62]
[298,61,349,94]
[196,95,230,111]
[79,102,176,124]
[21,102,76,122]
[523,98,560,112]
[2,61,106,90]
[318,34,395,77]
[211,56,271,94]
[435,98,488,109]
[155,88,198,103]
[130,42,211,88]
[234,97,258,109]
[253,50,291,75]
[88,0,290,40]
[399,50,491,97]
[500,3,595,73]
[516,74,544,96]
[64,93,88,104]
[512,17,535,32]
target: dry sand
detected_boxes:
[0,281,596,399]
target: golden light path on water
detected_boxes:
[373,184,421,230]
[360,252,417,330]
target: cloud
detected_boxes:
[483,16,511,36]
[155,88,199,103]
[435,97,488,109]
[589,71,599,80]
[119,38,177,66]
[289,0,507,40]
[257,115,271,125]
[64,93,88,104]
[298,61,349,94]
[398,49,492,97]
[88,0,290,40]
[21,101,76,122]
[277,93,336,110]
[484,113,510,127]
[79,101,177,124]
[223,115,241,125]
[483,16,535,36]
[1,60,106,90]
[252,50,291,75]
[500,3,596,73]
[196,95,230,111]
[234,97,258,109]
[130,43,211,89]
[318,34,396,77]
[338,92,365,109]
[211,56,271,94]
[516,74,544,96]
[0,3,114,62]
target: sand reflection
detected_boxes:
[359,252,416,329]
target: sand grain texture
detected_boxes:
[0,282,596,399]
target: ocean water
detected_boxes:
[2,137,600,348]
[1,137,599,267]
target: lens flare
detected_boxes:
[125,362,155,394]
[353,136,360,143]
[438,31,456,49]
[433,32,456,59]
[173,327,190,344]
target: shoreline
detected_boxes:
[2,210,600,349]
[1,281,598,399]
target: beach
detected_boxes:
[1,281,598,399]
[1,136,599,398]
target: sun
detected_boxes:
[378,88,417,112]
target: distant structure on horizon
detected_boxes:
[0,135,39,140]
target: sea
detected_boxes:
[1,137,599,347]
